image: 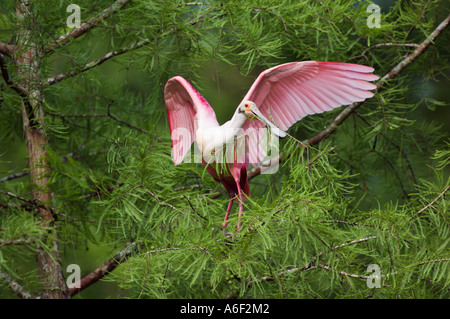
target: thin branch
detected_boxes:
[354,111,418,185]
[0,190,83,225]
[411,185,449,219]
[330,236,378,251]
[53,100,150,135]
[0,54,37,126]
[415,258,450,266]
[184,194,208,221]
[322,219,385,231]
[174,184,205,191]
[55,211,110,224]
[146,189,186,216]
[45,39,150,86]
[0,189,48,211]
[68,242,137,297]
[252,7,289,33]
[176,2,212,6]
[304,236,378,271]
[361,43,419,56]
[249,236,378,285]
[0,171,29,184]
[54,113,107,118]
[347,43,420,61]
[0,236,34,248]
[144,245,212,257]
[0,54,29,100]
[0,272,39,299]
[45,0,131,54]
[146,247,182,254]
[0,42,15,59]
[106,101,150,134]
[316,263,370,280]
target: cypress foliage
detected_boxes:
[0,0,448,299]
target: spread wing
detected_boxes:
[164,76,218,165]
[241,61,379,165]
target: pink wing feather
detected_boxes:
[164,76,218,165]
[242,61,379,165]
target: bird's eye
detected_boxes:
[244,103,249,107]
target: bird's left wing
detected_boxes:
[164,76,216,165]
[241,61,379,165]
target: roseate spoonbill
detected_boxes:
[164,61,378,230]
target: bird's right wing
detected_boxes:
[164,76,217,165]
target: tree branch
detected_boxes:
[248,13,450,180]
[45,39,150,86]
[0,189,48,211]
[45,0,131,54]
[353,112,418,185]
[146,189,187,216]
[52,100,150,134]
[0,53,38,127]
[361,43,419,54]
[0,171,29,184]
[0,42,15,59]
[315,263,370,280]
[0,54,32,104]
[106,100,150,134]
[0,235,34,248]
[346,43,420,62]
[246,236,378,287]
[0,272,40,299]
[411,185,449,220]
[68,242,137,297]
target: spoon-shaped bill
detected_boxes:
[250,106,287,138]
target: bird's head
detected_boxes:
[239,100,286,138]
[239,101,256,118]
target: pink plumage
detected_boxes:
[164,61,378,230]
[241,61,378,165]
[164,76,218,165]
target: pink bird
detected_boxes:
[164,61,378,230]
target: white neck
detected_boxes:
[222,109,247,129]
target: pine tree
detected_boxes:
[0,0,448,299]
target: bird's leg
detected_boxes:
[235,182,244,231]
[222,195,234,228]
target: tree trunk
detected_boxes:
[15,0,68,299]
